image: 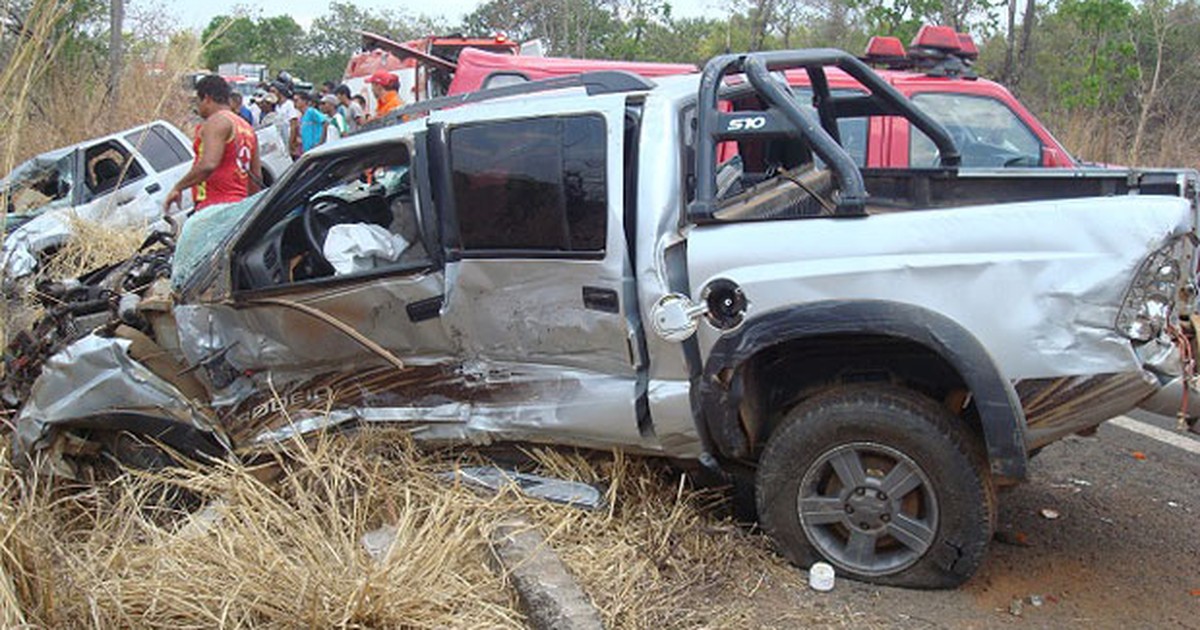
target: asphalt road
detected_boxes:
[775,411,1200,629]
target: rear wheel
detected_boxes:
[755,384,995,589]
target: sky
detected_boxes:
[166,0,728,32]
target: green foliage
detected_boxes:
[201,13,303,77]
[462,0,623,57]
[297,1,446,84]
[1036,0,1138,109]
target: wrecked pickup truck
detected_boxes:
[4,49,1199,589]
[1,120,291,282]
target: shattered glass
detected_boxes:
[2,150,75,231]
[171,192,263,290]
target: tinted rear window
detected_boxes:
[125,125,191,172]
[449,115,607,254]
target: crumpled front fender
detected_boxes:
[13,333,229,471]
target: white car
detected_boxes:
[1,120,291,280]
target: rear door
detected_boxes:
[427,94,649,448]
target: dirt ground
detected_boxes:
[702,416,1200,629]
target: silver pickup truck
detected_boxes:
[5,50,1198,589]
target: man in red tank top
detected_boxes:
[164,75,262,213]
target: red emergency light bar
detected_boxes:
[911,25,961,51]
[956,32,979,59]
[865,36,906,59]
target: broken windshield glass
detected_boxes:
[171,192,264,290]
[2,150,76,231]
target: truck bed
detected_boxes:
[863,167,1195,213]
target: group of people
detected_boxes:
[245,70,404,159]
[164,69,407,215]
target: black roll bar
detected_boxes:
[688,49,961,222]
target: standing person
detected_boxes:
[321,80,336,97]
[270,80,301,158]
[257,93,278,129]
[335,84,364,132]
[296,91,329,153]
[353,95,368,122]
[247,90,264,126]
[164,75,260,213]
[230,92,254,126]
[366,70,402,118]
[320,94,347,140]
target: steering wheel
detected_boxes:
[302,195,354,277]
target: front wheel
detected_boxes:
[755,384,995,589]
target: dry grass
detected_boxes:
[0,429,831,629]
[35,217,145,282]
[1049,108,1200,168]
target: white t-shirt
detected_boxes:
[276,99,299,145]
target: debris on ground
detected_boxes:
[808,562,835,592]
[438,465,606,510]
[1029,594,1045,607]
[1008,597,1024,616]
[994,530,1032,546]
[1040,508,1061,520]
[490,518,605,630]
[1132,451,1148,460]
[360,524,399,563]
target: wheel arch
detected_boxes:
[699,300,1028,480]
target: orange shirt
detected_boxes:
[376,91,401,117]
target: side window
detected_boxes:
[125,125,191,172]
[83,141,145,196]
[234,144,427,290]
[910,93,1042,167]
[482,73,529,90]
[449,115,607,255]
[792,88,869,167]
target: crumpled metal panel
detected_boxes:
[13,334,222,461]
[173,267,454,405]
[224,361,648,454]
[442,260,636,376]
[687,195,1195,381]
[1018,372,1159,449]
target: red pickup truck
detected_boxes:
[779,27,1076,169]
[353,26,1075,170]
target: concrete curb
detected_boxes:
[489,519,605,630]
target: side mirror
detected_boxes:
[1041,146,1065,167]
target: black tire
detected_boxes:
[755,384,995,589]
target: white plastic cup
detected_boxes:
[809,561,836,592]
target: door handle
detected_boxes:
[145,183,162,194]
[582,286,619,313]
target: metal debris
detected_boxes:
[1040,508,1061,520]
[360,524,399,562]
[439,466,606,510]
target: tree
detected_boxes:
[298,1,445,83]
[107,0,123,122]
[201,13,303,76]
[463,0,622,57]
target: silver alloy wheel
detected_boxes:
[796,441,939,576]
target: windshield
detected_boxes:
[3,152,75,229]
[171,192,264,290]
[909,93,1042,168]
